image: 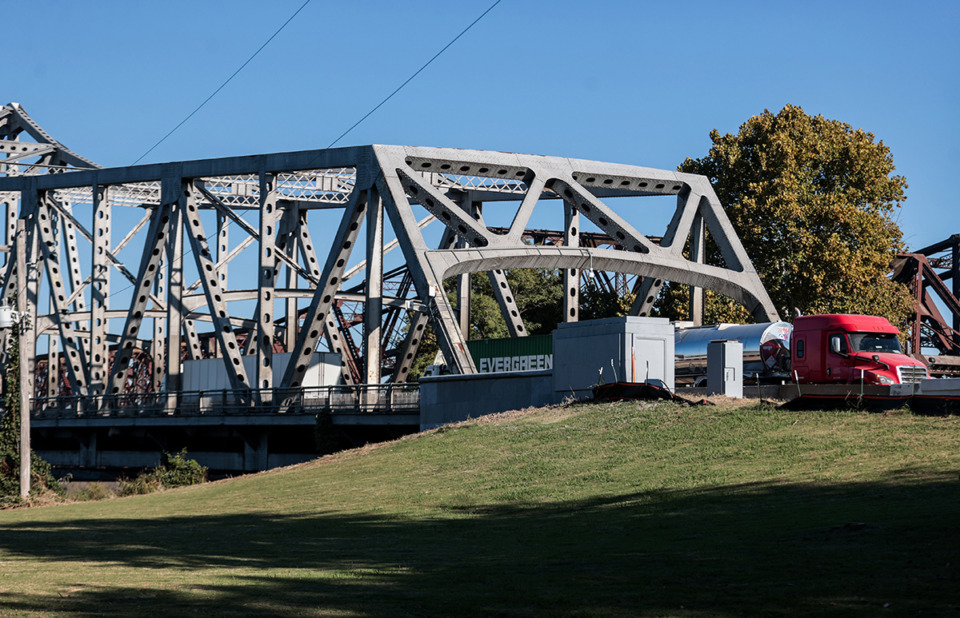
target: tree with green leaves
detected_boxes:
[0,335,22,503]
[465,268,564,340]
[1,333,59,506]
[658,104,913,327]
[579,282,633,321]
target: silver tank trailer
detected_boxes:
[675,322,793,386]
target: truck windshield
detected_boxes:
[849,333,902,354]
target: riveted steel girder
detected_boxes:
[35,194,90,394]
[371,145,777,372]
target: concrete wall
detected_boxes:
[420,317,676,430]
[34,423,331,476]
[419,370,560,430]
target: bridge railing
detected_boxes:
[30,384,420,419]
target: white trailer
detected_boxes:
[182,352,342,392]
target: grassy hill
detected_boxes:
[0,400,958,616]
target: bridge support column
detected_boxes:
[80,430,98,468]
[456,197,479,337]
[457,264,470,336]
[90,184,111,400]
[164,188,184,407]
[242,430,269,472]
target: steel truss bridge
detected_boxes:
[0,102,777,416]
[891,234,960,376]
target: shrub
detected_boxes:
[156,449,207,487]
[117,474,162,496]
[117,449,207,496]
[70,481,115,502]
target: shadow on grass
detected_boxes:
[0,472,958,616]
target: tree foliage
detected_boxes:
[407,324,439,381]
[653,287,752,325]
[660,104,913,326]
[579,283,633,321]
[465,268,564,340]
[1,334,60,506]
[0,336,21,503]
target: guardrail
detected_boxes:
[31,384,421,419]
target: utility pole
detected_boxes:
[15,218,30,500]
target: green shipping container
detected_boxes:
[467,335,553,374]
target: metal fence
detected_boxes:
[31,384,421,420]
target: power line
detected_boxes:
[131,0,313,165]
[114,1,502,299]
[116,1,314,298]
[114,2,501,302]
[326,0,503,148]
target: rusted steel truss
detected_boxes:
[891,234,960,374]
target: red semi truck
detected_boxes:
[675,314,928,386]
[790,314,927,385]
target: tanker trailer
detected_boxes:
[674,322,793,387]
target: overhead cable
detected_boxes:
[131,0,313,165]
[326,0,503,148]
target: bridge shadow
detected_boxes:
[0,472,957,616]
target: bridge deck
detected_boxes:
[31,384,421,428]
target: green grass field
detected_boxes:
[0,401,958,616]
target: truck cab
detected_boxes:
[791,314,927,385]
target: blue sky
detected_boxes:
[5,0,958,250]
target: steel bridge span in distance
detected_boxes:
[0,103,777,472]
